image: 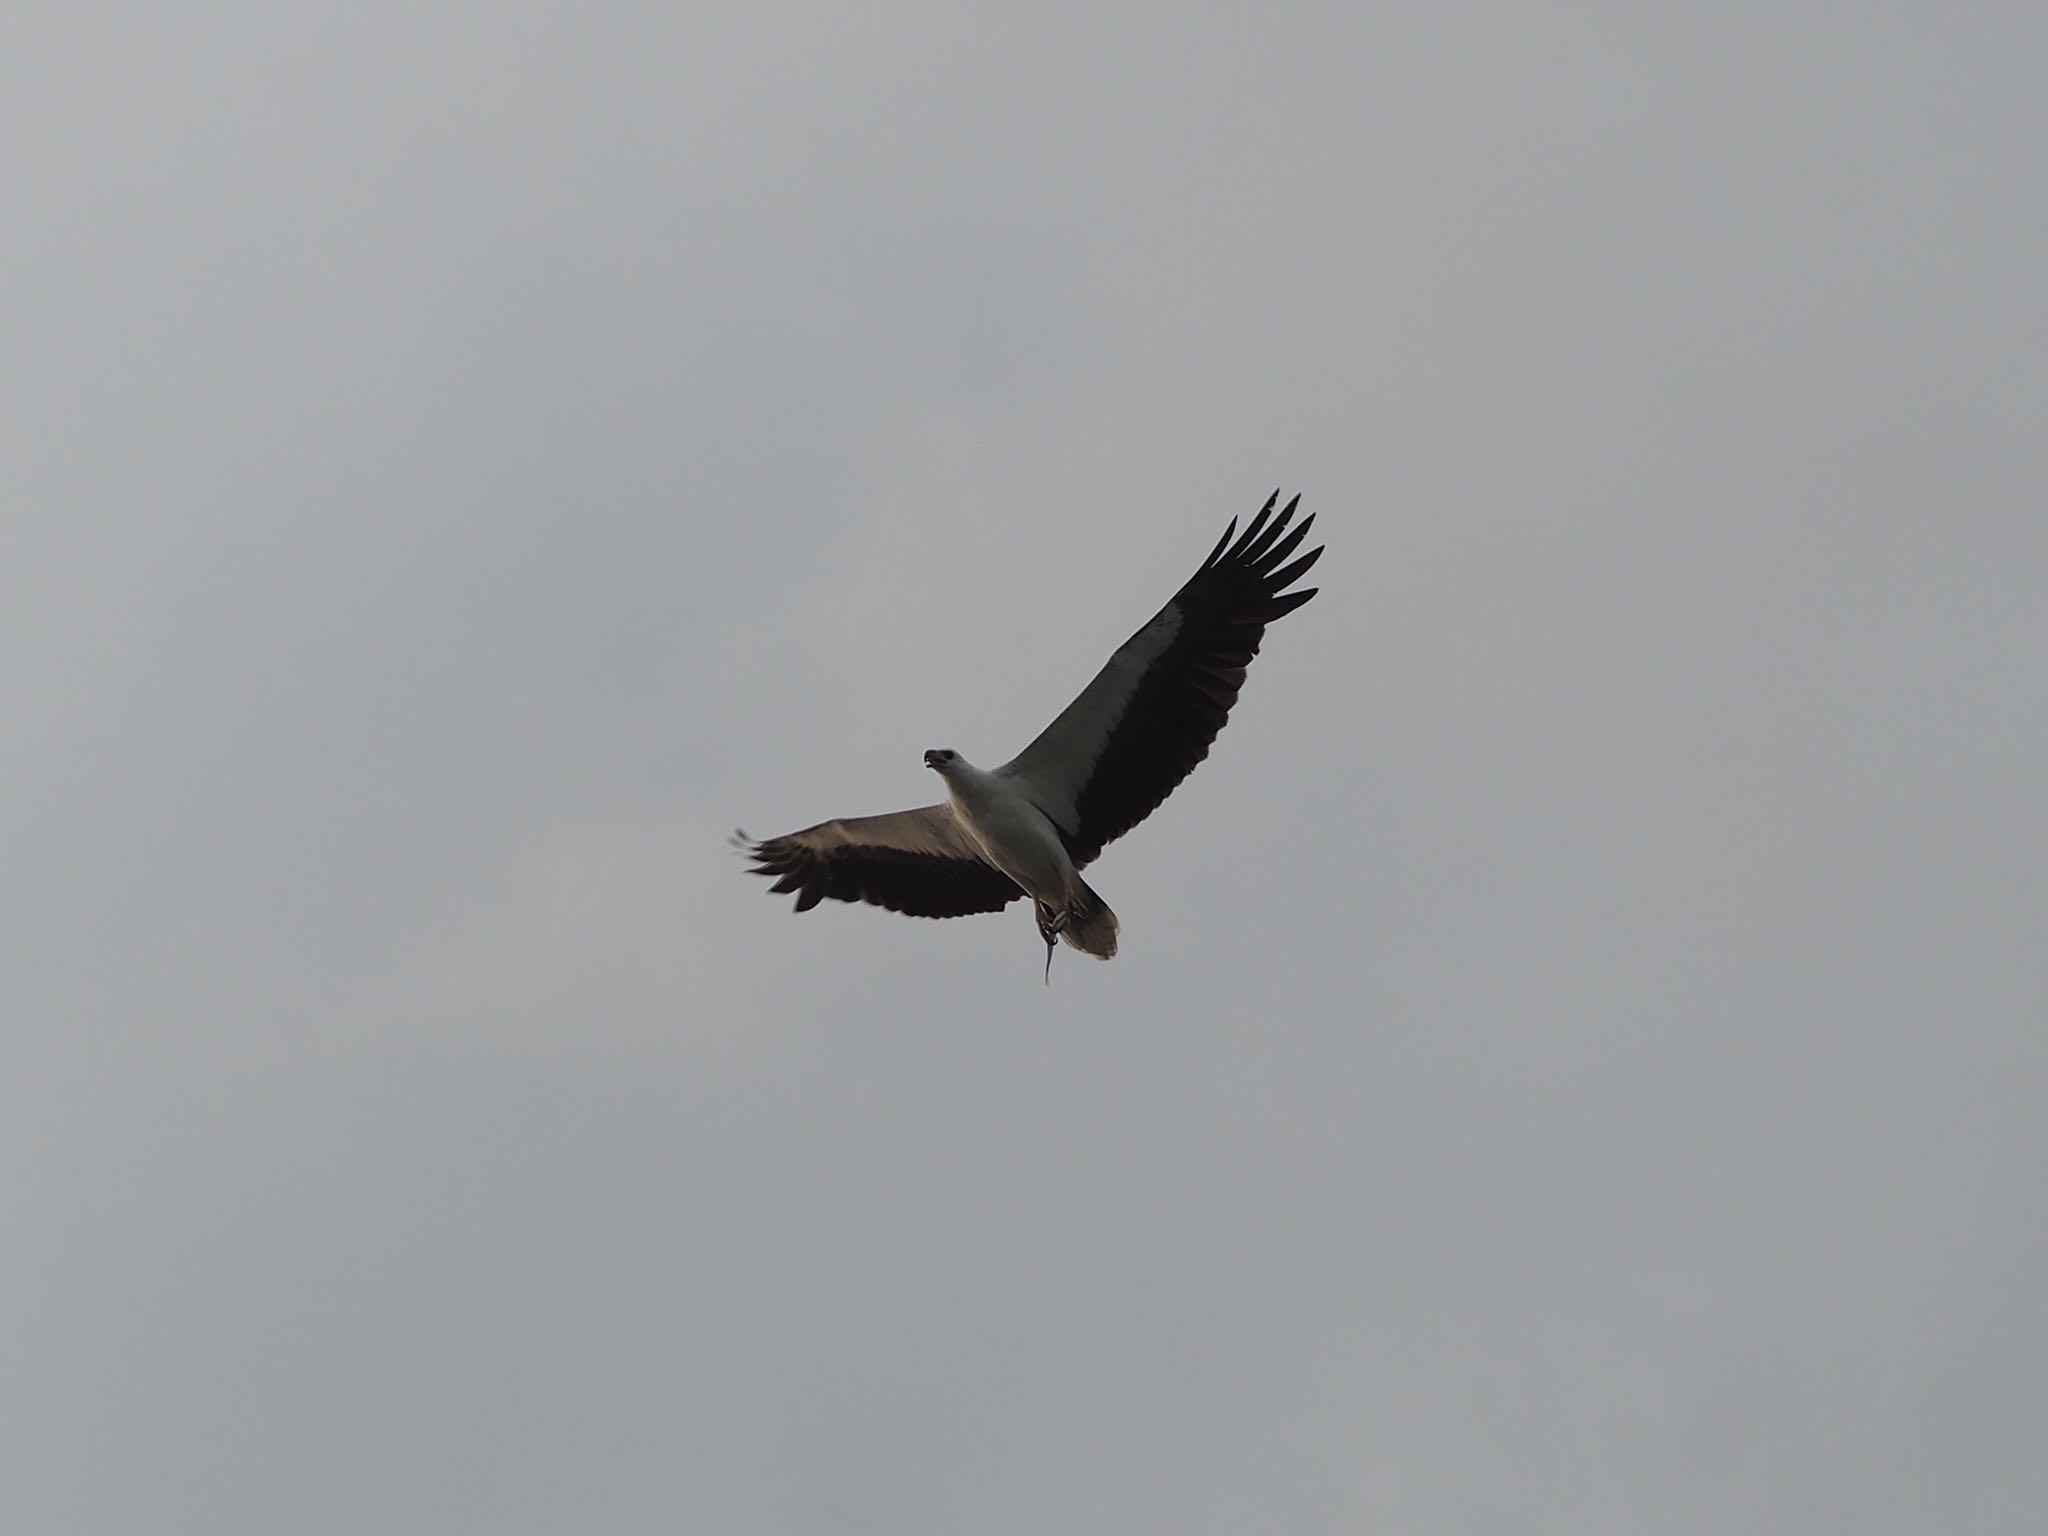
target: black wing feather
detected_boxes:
[744,813,1024,920]
[1051,491,1322,866]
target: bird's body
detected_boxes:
[742,491,1322,977]
[928,752,1120,975]
[931,756,1079,914]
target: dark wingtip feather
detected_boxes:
[1201,516,1240,571]
[1266,545,1324,592]
[1232,497,1278,562]
[1255,515,1315,573]
[1239,500,1299,565]
[1260,586,1319,621]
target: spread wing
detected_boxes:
[1001,492,1322,868]
[742,804,1025,919]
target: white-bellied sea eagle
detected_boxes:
[741,491,1322,979]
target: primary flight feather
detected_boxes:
[741,490,1323,978]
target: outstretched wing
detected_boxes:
[1001,492,1322,868]
[743,804,1025,918]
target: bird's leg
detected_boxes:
[1035,901,1068,985]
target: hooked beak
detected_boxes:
[923,750,944,769]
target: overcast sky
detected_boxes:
[5,3,2045,1532]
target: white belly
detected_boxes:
[948,776,1074,902]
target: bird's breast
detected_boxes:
[951,779,1072,900]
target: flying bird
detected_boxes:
[741,491,1322,979]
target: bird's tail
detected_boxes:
[1052,878,1119,960]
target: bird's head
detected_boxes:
[923,748,960,774]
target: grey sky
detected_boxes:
[5,3,2044,1531]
